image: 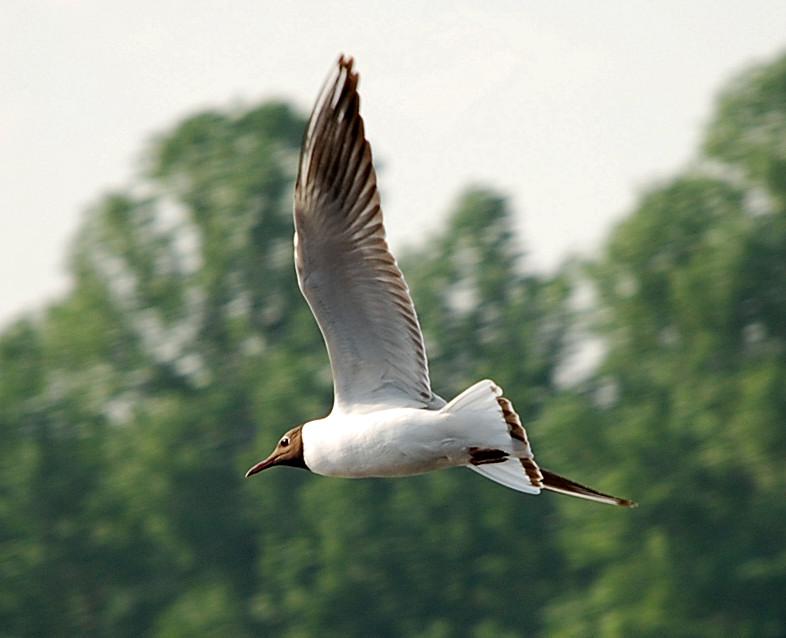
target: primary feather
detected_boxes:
[294,56,440,413]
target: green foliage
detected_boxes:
[403,189,572,415]
[540,52,786,638]
[704,53,786,204]
[0,97,569,636]
[2,51,786,636]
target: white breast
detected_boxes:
[302,408,463,478]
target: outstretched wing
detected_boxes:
[294,56,441,413]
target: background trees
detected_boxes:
[539,53,786,637]
[2,52,785,636]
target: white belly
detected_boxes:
[302,408,471,478]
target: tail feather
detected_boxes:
[541,469,637,508]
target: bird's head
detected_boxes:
[245,425,307,477]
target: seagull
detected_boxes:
[245,56,635,508]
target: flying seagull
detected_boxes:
[245,56,635,508]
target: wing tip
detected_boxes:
[296,54,363,195]
[336,53,359,89]
[541,469,638,508]
[337,53,355,71]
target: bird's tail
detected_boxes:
[540,469,637,508]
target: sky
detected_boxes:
[2,1,786,328]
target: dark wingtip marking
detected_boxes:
[496,395,543,487]
[338,53,355,72]
[519,457,543,488]
[541,469,637,508]
[469,447,509,466]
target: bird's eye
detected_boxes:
[280,436,290,448]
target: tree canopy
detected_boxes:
[2,52,785,636]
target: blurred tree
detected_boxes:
[0,99,571,636]
[1,102,320,636]
[540,51,786,638]
[704,53,786,207]
[3,49,785,638]
[403,188,572,416]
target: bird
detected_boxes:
[245,55,636,508]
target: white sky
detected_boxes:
[2,1,785,328]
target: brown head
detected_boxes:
[245,425,308,477]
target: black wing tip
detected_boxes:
[296,55,364,191]
[541,468,638,508]
[316,54,361,122]
[336,54,359,89]
[337,53,355,71]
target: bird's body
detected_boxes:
[245,56,636,509]
[304,381,529,479]
[303,408,458,478]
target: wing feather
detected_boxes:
[294,56,440,412]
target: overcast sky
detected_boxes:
[2,1,785,328]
